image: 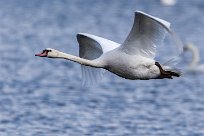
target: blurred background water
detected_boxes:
[0,0,204,135]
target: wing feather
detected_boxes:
[77,33,120,86]
[119,11,171,59]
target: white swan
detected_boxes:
[183,43,204,74]
[35,11,182,85]
[160,0,176,6]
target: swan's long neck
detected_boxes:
[53,52,103,68]
[188,45,200,66]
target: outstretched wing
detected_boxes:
[119,11,171,59]
[77,33,120,86]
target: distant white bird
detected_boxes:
[35,11,181,85]
[183,43,204,74]
[160,0,176,6]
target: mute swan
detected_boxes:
[160,0,176,6]
[183,43,204,73]
[35,11,182,85]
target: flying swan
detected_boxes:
[35,11,182,85]
[183,43,204,74]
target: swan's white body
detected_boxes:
[184,43,204,74]
[160,0,176,6]
[36,11,181,85]
[96,49,159,80]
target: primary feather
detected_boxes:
[119,11,171,59]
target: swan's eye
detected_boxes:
[183,47,187,51]
[43,49,52,52]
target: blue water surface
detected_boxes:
[0,0,204,135]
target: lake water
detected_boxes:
[0,0,204,135]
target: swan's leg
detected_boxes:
[155,62,180,79]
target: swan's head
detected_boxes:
[183,43,196,52]
[35,48,60,58]
[183,43,200,66]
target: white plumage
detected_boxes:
[35,11,182,85]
